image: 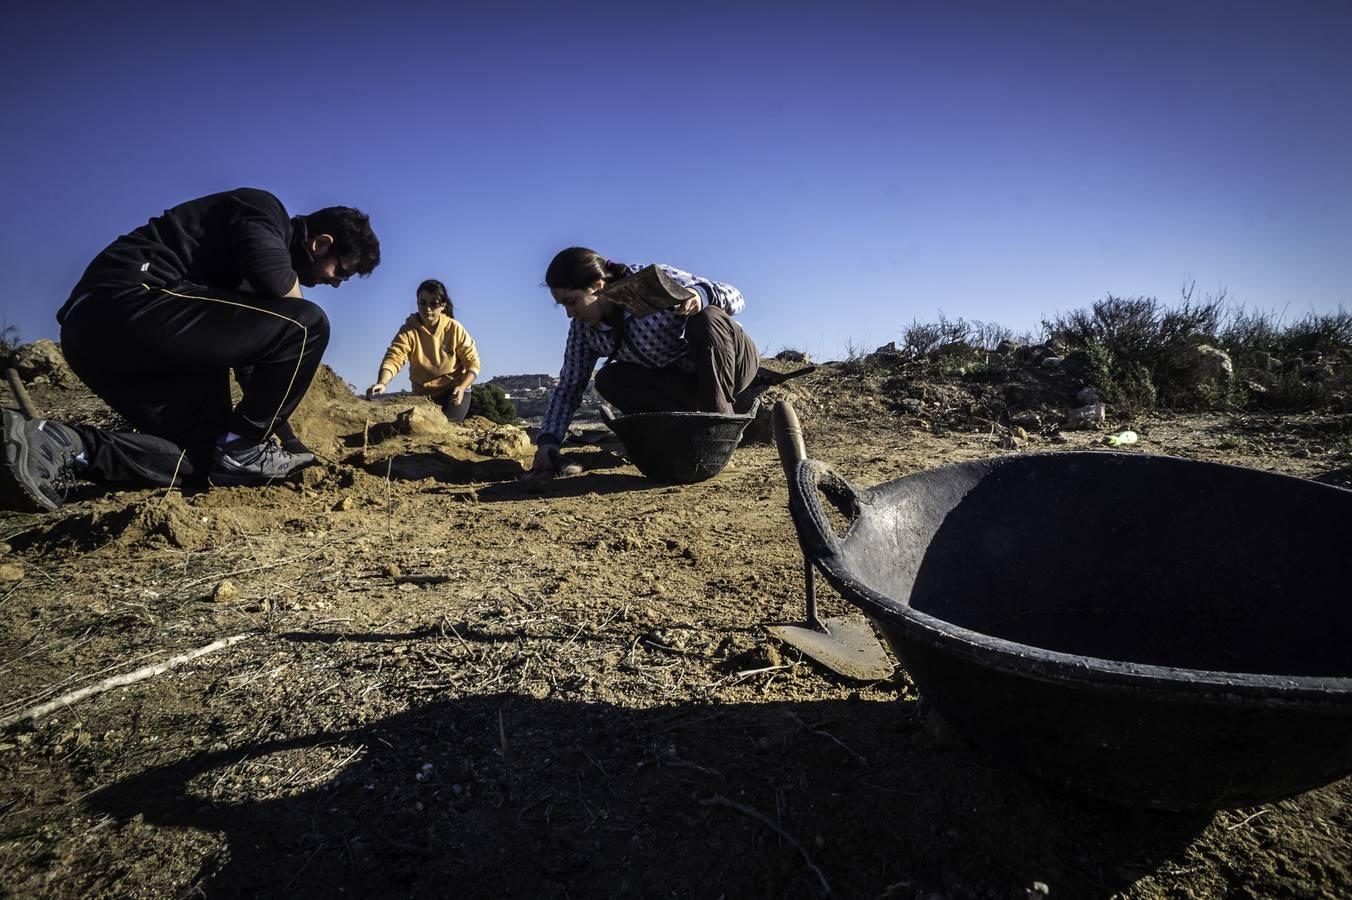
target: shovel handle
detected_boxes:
[5,368,40,419]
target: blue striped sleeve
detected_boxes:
[539,319,601,445]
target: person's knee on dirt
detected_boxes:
[438,388,472,422]
[0,189,380,512]
[208,282,339,484]
[366,279,480,422]
[234,366,311,459]
[214,297,331,464]
[529,247,756,475]
[229,385,314,463]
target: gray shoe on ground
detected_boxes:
[210,439,308,486]
[277,437,316,469]
[0,408,86,512]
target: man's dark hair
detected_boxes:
[305,206,381,276]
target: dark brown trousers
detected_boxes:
[594,306,758,415]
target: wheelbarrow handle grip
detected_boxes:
[772,400,807,482]
[774,400,861,563]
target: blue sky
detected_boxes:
[2,1,1348,391]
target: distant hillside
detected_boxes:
[486,372,601,418]
[487,374,557,393]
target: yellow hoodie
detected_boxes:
[377,314,480,395]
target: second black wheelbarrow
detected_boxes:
[601,400,759,484]
[772,400,1352,810]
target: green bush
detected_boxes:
[1218,308,1286,354]
[1074,338,1158,413]
[1268,310,1352,354]
[468,383,518,424]
[1043,295,1225,410]
[1251,372,1334,411]
[1044,295,1221,364]
[1219,307,1352,357]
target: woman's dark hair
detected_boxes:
[305,206,382,275]
[416,279,454,319]
[544,247,630,291]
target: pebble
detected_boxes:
[0,562,24,582]
[384,562,402,578]
[333,496,354,512]
[211,580,238,603]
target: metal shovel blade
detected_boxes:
[767,617,894,681]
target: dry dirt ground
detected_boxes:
[0,360,1348,899]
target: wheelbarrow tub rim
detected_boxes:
[789,450,1352,705]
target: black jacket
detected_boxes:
[59,188,309,323]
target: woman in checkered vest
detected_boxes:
[531,247,758,475]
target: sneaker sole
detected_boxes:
[208,465,309,488]
[208,473,294,487]
[1,410,59,513]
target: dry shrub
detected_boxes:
[1043,295,1225,411]
[903,313,1013,356]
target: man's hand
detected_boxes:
[675,288,702,317]
[365,383,386,399]
[451,385,468,406]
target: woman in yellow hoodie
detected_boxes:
[365,279,480,421]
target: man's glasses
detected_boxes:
[331,252,354,282]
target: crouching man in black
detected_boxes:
[0,187,380,512]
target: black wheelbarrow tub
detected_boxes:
[785,451,1352,810]
[602,401,758,484]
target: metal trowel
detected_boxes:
[766,400,894,681]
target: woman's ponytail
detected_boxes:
[545,247,630,290]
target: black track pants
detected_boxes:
[59,283,330,486]
[594,307,758,415]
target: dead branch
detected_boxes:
[699,793,831,896]
[0,634,252,727]
[175,543,334,593]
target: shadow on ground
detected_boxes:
[476,471,662,502]
[87,694,1211,898]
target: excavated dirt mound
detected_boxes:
[283,364,537,481]
[0,347,1348,899]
